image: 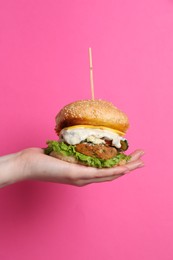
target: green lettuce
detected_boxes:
[44,141,131,168]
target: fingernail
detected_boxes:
[140,151,145,156]
[135,160,144,166]
[138,163,145,168]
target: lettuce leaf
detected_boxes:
[44,141,131,168]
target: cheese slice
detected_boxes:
[63,125,125,136]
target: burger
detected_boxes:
[45,99,131,168]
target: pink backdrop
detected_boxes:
[0,0,173,259]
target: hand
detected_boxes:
[18,148,144,187]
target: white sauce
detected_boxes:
[60,128,126,148]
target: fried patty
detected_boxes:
[75,143,117,160]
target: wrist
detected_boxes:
[0,151,28,188]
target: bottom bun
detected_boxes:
[50,151,85,165]
[49,151,128,167]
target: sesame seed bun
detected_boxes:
[55,99,129,135]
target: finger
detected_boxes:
[78,150,145,179]
[77,165,130,180]
[79,174,124,186]
[85,160,144,181]
[82,160,144,185]
[129,149,145,162]
[124,159,144,171]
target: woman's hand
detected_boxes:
[18,148,144,187]
[0,148,144,188]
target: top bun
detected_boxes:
[55,99,129,135]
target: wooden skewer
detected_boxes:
[89,47,95,100]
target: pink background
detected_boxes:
[0,0,173,259]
